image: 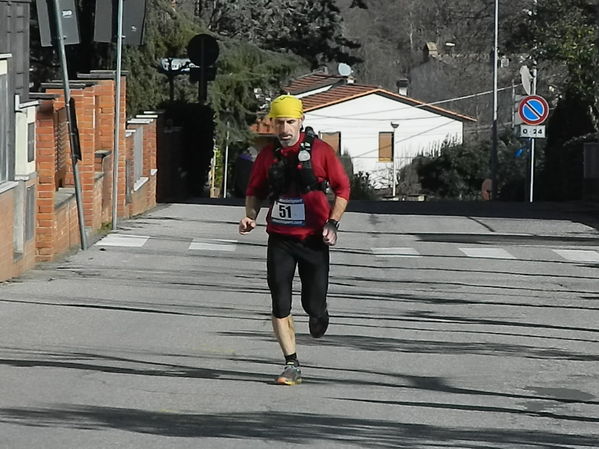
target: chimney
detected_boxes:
[445,42,456,56]
[423,42,438,62]
[396,78,409,96]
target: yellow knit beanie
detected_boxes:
[267,95,304,119]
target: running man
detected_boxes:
[239,94,350,385]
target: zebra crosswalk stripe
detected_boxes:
[189,239,238,252]
[371,247,420,257]
[458,247,516,259]
[96,234,150,247]
[553,249,599,263]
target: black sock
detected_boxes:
[285,353,299,366]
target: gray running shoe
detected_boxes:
[275,364,302,385]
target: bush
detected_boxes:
[350,171,377,200]
[414,133,530,201]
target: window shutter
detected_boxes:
[379,132,393,162]
[320,132,341,154]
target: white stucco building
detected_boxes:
[254,72,476,189]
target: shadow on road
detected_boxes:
[178,197,599,232]
[0,404,597,447]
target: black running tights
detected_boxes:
[267,234,330,319]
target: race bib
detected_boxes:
[271,197,306,226]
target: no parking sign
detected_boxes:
[518,95,549,125]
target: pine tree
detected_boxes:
[194,0,361,68]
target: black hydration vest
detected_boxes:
[268,127,328,201]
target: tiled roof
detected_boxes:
[251,80,476,136]
[250,117,274,136]
[284,72,347,95]
[301,83,476,122]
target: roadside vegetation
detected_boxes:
[29,0,598,201]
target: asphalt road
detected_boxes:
[1,201,598,449]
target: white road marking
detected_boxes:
[189,239,238,252]
[96,234,150,247]
[371,247,420,257]
[459,247,516,259]
[553,249,599,263]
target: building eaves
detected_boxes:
[302,83,476,123]
[284,72,348,96]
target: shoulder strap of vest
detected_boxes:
[298,127,330,193]
[272,141,282,161]
[301,127,317,153]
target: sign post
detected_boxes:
[111,0,124,230]
[36,0,88,249]
[186,34,219,104]
[518,91,550,203]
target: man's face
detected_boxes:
[273,117,303,147]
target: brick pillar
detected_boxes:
[96,80,115,150]
[95,79,116,222]
[74,85,100,228]
[35,100,58,262]
[143,118,157,209]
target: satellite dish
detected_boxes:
[337,63,352,77]
[520,65,532,95]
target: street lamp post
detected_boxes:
[391,121,399,198]
[222,120,230,199]
[491,0,499,200]
[112,0,124,229]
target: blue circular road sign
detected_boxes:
[518,95,549,125]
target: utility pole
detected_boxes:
[111,0,124,230]
[51,0,88,249]
[529,0,538,203]
[529,66,538,203]
[391,121,399,198]
[491,0,499,200]
[222,121,230,199]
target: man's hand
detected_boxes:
[322,221,338,246]
[239,217,257,235]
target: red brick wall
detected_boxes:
[36,100,61,263]
[71,88,96,228]
[0,189,15,280]
[144,120,157,211]
[1,75,159,281]
[52,196,80,259]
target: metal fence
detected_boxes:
[55,108,69,188]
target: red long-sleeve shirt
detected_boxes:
[246,133,350,239]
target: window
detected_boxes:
[0,72,8,182]
[320,132,341,154]
[378,131,393,162]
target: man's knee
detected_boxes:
[272,300,291,319]
[301,295,327,317]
